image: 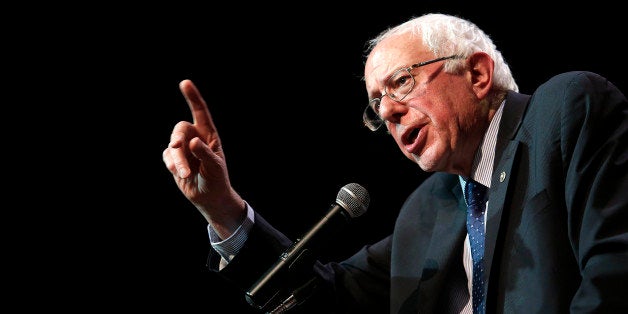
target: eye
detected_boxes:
[387,69,413,99]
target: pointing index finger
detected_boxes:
[179,79,215,133]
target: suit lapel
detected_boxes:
[483,91,529,299]
[416,178,468,313]
[484,141,519,286]
[393,175,468,314]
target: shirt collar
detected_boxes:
[460,99,506,189]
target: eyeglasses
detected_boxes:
[362,55,461,131]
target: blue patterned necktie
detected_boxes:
[465,180,488,314]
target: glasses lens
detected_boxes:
[363,99,383,131]
[387,68,415,101]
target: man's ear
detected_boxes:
[467,52,494,100]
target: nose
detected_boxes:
[378,95,406,124]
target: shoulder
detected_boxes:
[528,71,627,120]
[542,71,608,87]
[524,71,628,158]
[534,71,624,102]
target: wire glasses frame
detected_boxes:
[362,55,461,131]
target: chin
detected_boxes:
[412,154,431,172]
[412,151,443,173]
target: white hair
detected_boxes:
[366,13,518,104]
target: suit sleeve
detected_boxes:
[207,210,391,313]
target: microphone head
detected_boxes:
[336,183,369,218]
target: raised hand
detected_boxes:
[163,79,246,239]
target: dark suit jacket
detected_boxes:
[210,71,628,313]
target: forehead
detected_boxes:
[364,33,431,91]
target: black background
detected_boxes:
[28,2,626,312]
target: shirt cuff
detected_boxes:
[208,201,255,263]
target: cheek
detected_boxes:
[426,87,473,136]
[426,104,457,134]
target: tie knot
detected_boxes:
[465,180,488,207]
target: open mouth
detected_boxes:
[402,125,426,155]
[407,128,420,143]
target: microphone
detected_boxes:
[245,183,370,311]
